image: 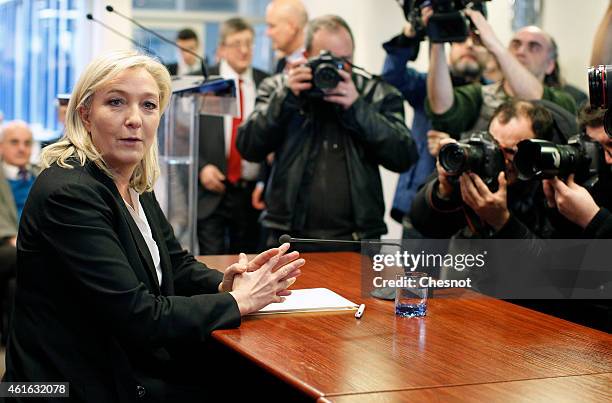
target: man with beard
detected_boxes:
[427,9,576,138]
[382,6,489,239]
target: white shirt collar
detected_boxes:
[177,56,199,76]
[2,161,27,180]
[286,47,305,63]
[219,59,253,85]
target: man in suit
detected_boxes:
[265,0,308,73]
[197,18,269,255]
[165,28,200,76]
[0,120,37,343]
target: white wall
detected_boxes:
[541,0,609,91]
[84,0,134,68]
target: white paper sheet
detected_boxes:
[249,288,359,315]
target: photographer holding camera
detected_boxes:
[543,105,612,238]
[427,9,576,138]
[410,100,555,239]
[237,15,417,250]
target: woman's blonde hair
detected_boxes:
[40,50,172,193]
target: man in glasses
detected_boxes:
[411,100,555,239]
[197,18,269,255]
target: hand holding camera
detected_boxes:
[435,137,458,198]
[322,69,359,110]
[542,175,600,229]
[463,9,503,55]
[427,129,451,157]
[287,51,358,109]
[459,171,510,231]
[286,57,312,97]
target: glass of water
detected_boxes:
[395,272,428,318]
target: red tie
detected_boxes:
[227,78,244,184]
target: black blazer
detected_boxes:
[197,65,269,220]
[4,160,241,402]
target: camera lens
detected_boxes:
[313,64,342,89]
[439,143,468,174]
[515,139,586,180]
[588,65,611,109]
[515,140,549,180]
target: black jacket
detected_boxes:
[197,65,269,220]
[236,72,418,238]
[410,176,554,239]
[4,161,241,402]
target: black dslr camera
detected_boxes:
[438,131,505,191]
[302,51,346,98]
[514,135,606,189]
[588,65,612,137]
[397,0,489,43]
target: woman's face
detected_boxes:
[80,67,161,177]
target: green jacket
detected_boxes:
[426,82,577,138]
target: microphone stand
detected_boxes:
[105,5,209,79]
[279,234,402,300]
[86,14,160,62]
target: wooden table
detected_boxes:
[199,252,612,402]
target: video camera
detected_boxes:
[588,65,612,137]
[438,131,505,191]
[396,0,489,43]
[514,134,606,189]
[302,51,347,99]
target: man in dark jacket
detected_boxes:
[237,15,417,249]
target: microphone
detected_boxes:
[279,234,402,301]
[105,5,209,79]
[86,14,160,60]
[278,234,401,248]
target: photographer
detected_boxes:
[427,9,576,138]
[543,106,612,238]
[411,100,555,239]
[382,6,489,238]
[237,15,417,249]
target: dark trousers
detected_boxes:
[197,181,261,255]
[0,241,16,345]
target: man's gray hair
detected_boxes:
[305,15,354,53]
[0,120,32,143]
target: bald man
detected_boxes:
[266,0,308,73]
[0,120,38,344]
[427,10,576,138]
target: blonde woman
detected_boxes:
[3,50,303,402]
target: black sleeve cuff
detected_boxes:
[382,33,421,60]
[584,208,612,238]
[494,215,531,238]
[427,180,462,212]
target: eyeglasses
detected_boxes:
[223,41,254,50]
